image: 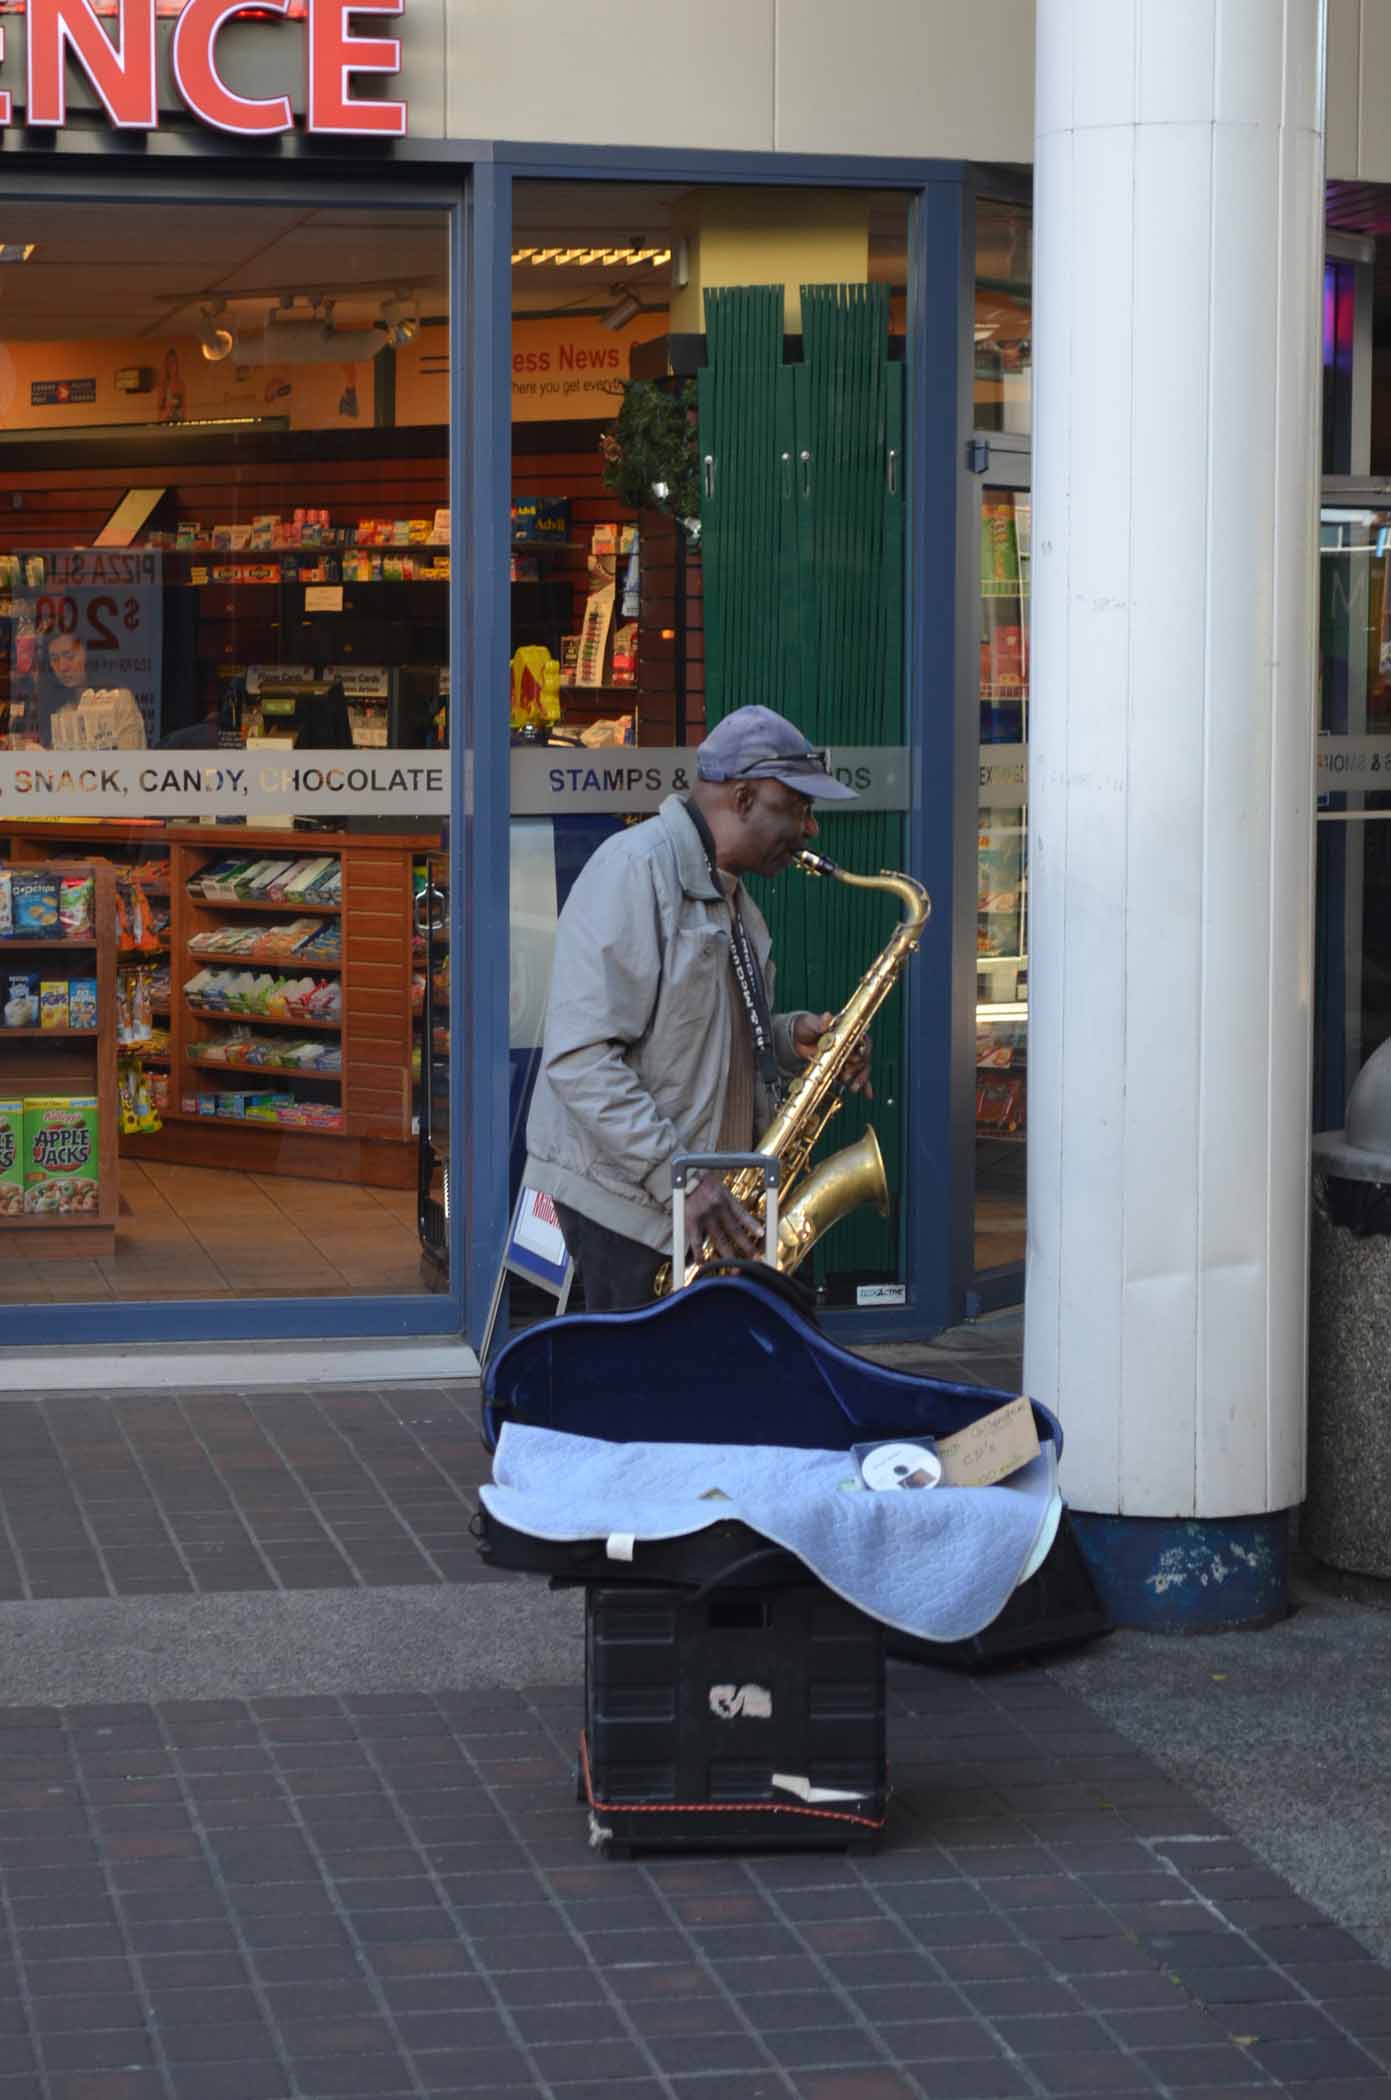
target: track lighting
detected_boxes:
[379,294,419,347]
[601,283,643,333]
[197,302,235,363]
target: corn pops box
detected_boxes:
[22,1096,101,1216]
[0,1100,22,1219]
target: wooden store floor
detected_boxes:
[2,1166,1024,1307]
[0,1164,422,1303]
[974,1191,1026,1271]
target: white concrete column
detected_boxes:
[1026,0,1325,1526]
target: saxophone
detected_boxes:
[658,849,931,1292]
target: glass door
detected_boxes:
[1314,490,1391,1136]
[974,460,1030,1273]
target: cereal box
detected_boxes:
[69,979,98,1031]
[39,982,69,1031]
[0,1100,22,1219]
[5,973,37,1028]
[22,1096,101,1217]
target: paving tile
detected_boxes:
[671,2079,791,2100]
[795,2069,1006,2099]
[889,2019,1010,2064]
[1248,2035,1386,2080]
[1134,2044,1267,2086]
[992,2013,1114,2055]
[1264,1959,1390,2000]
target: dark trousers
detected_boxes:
[554,1201,663,1312]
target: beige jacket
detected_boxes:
[524,795,810,1252]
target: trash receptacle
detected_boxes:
[1308,1037,1391,1577]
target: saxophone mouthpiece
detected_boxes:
[794,849,840,878]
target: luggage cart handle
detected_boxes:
[670,1152,780,1287]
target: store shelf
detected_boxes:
[0,937,100,951]
[0,1028,98,1040]
[187,1054,341,1082]
[189,947,343,971]
[188,896,340,915]
[165,1111,346,1134]
[185,1008,341,1030]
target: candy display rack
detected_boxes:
[0,861,119,1259]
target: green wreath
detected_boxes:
[601,379,700,535]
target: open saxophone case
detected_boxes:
[478,1162,1108,1857]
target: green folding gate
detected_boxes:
[699,282,907,1290]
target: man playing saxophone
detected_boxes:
[525,706,868,1311]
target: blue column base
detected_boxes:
[1068,1511,1291,1632]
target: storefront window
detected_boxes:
[975,196,1032,436]
[1315,506,1391,1133]
[0,196,452,1308]
[976,485,1029,1271]
[506,179,914,1316]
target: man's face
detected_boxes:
[735,779,818,877]
[48,634,86,688]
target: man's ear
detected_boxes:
[731,781,757,819]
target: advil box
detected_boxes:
[23,1096,100,1217]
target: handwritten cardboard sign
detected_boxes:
[936,1395,1040,1488]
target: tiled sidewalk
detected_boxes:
[0,1389,489,1600]
[2,1672,1389,2100]
[1,1383,1389,2100]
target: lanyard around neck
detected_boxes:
[684,798,781,1099]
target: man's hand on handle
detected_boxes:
[684,1172,762,1261]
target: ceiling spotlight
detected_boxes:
[601,283,643,333]
[380,294,420,347]
[197,302,236,363]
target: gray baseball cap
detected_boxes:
[695,705,858,801]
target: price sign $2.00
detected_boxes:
[33,593,144,650]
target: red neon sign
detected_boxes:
[1,0,406,135]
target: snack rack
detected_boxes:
[3,824,435,1191]
[0,861,119,1259]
